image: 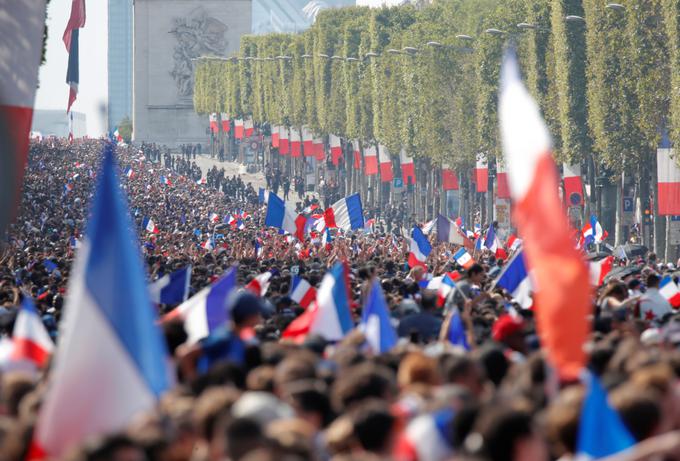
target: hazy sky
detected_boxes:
[35,0,108,137]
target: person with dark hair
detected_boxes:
[397,291,443,343]
[350,399,396,456]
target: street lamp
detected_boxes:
[565,15,585,23]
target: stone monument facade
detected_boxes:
[133,0,251,145]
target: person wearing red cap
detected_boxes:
[492,314,527,357]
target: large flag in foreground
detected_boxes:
[499,51,590,380]
[324,194,364,231]
[64,0,86,112]
[29,144,170,460]
[656,132,680,215]
[310,263,353,341]
[0,1,47,236]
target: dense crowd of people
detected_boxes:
[3,139,680,461]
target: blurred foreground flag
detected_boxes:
[499,50,590,380]
[310,263,353,341]
[11,297,54,368]
[360,279,397,353]
[408,226,432,268]
[576,373,635,459]
[0,1,47,236]
[289,276,316,308]
[29,144,170,460]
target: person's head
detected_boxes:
[350,399,396,456]
[647,273,661,289]
[229,290,264,330]
[492,315,526,354]
[439,354,486,398]
[465,405,547,461]
[610,384,662,441]
[544,386,584,458]
[467,264,485,286]
[331,362,396,413]
[213,417,264,461]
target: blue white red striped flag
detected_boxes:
[64,0,86,112]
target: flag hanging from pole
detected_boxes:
[64,0,86,113]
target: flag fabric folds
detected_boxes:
[324,194,365,231]
[265,192,306,240]
[246,272,272,297]
[378,145,394,182]
[148,266,192,305]
[0,2,47,236]
[581,215,607,246]
[330,134,342,166]
[563,163,584,207]
[234,119,244,139]
[442,166,459,191]
[454,248,474,269]
[400,149,416,185]
[364,145,378,175]
[474,154,488,193]
[64,0,86,112]
[209,113,218,133]
[352,140,362,170]
[290,128,302,157]
[11,297,54,368]
[162,267,236,344]
[310,263,353,341]
[142,216,159,234]
[244,117,254,137]
[30,144,170,460]
[499,50,590,380]
[279,126,290,155]
[360,279,398,353]
[659,275,680,308]
[436,214,465,245]
[496,161,510,199]
[290,276,317,308]
[444,307,469,350]
[302,126,313,154]
[589,256,614,287]
[576,373,635,459]
[494,251,533,308]
[271,125,280,147]
[408,226,432,268]
[313,136,324,160]
[220,113,230,132]
[657,134,680,215]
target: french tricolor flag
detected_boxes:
[302,126,314,155]
[0,2,45,236]
[330,134,342,166]
[399,149,416,185]
[442,165,459,190]
[496,160,510,199]
[11,297,54,368]
[290,128,302,157]
[220,113,230,132]
[563,163,584,207]
[360,278,397,353]
[160,176,172,186]
[162,268,236,344]
[408,226,432,268]
[454,247,474,269]
[436,214,465,245]
[352,140,362,170]
[124,167,134,179]
[499,50,590,380]
[64,0,86,113]
[148,265,192,305]
[657,132,680,215]
[28,145,170,460]
[289,276,316,308]
[309,263,353,341]
[589,255,613,287]
[660,275,680,308]
[244,117,254,137]
[493,250,533,308]
[245,271,272,297]
[313,136,324,160]
[364,145,378,176]
[264,192,306,240]
[142,216,159,234]
[196,177,206,185]
[378,145,393,182]
[209,212,219,223]
[279,126,290,155]
[474,154,488,193]
[271,125,280,147]
[234,119,244,139]
[209,113,219,134]
[324,194,365,231]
